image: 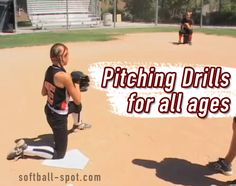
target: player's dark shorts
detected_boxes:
[68,102,82,114]
[44,102,82,159]
[233,117,236,123]
[179,28,193,35]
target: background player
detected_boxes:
[178,11,193,45]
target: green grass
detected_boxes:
[0,30,117,49]
[196,27,236,37]
[0,26,235,49]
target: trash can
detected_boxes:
[117,14,122,22]
[103,13,112,26]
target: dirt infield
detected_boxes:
[1,32,236,186]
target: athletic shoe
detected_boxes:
[207,158,232,176]
[72,122,92,132]
[7,139,27,160]
[227,179,236,186]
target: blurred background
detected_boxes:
[1,0,236,32]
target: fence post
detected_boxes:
[66,0,69,30]
[113,0,117,28]
[13,0,17,32]
[200,0,203,28]
[155,0,158,25]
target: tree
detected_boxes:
[124,0,155,22]
[100,0,113,5]
[100,0,118,14]
[232,0,236,11]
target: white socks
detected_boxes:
[24,145,54,159]
[72,113,82,125]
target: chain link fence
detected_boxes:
[15,0,101,30]
[2,0,235,32]
[101,0,236,26]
